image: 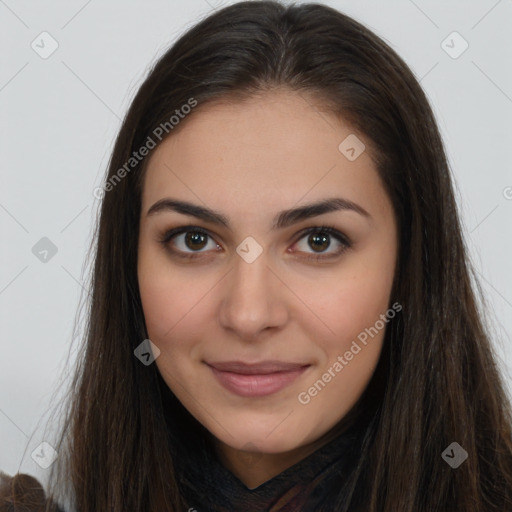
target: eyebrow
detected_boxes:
[146,197,371,229]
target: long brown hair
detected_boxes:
[35,1,512,510]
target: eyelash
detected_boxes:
[157,224,351,262]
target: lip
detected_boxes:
[206,360,310,397]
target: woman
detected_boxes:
[2,1,511,510]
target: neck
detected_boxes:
[211,420,355,489]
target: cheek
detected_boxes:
[139,282,214,346]
[137,240,218,342]
[296,255,395,352]
[138,271,213,389]
[295,268,392,420]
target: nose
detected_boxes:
[218,252,289,340]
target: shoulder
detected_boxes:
[0,471,66,512]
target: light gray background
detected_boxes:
[1,0,511,482]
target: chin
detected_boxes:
[213,415,319,454]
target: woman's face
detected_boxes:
[138,89,397,482]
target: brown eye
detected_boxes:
[185,231,208,250]
[292,226,351,260]
[308,232,330,252]
[159,226,221,258]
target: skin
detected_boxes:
[137,89,398,489]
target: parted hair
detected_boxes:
[2,1,512,510]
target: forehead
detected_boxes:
[140,90,388,219]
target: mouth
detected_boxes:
[206,360,311,397]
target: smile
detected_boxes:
[206,361,310,397]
